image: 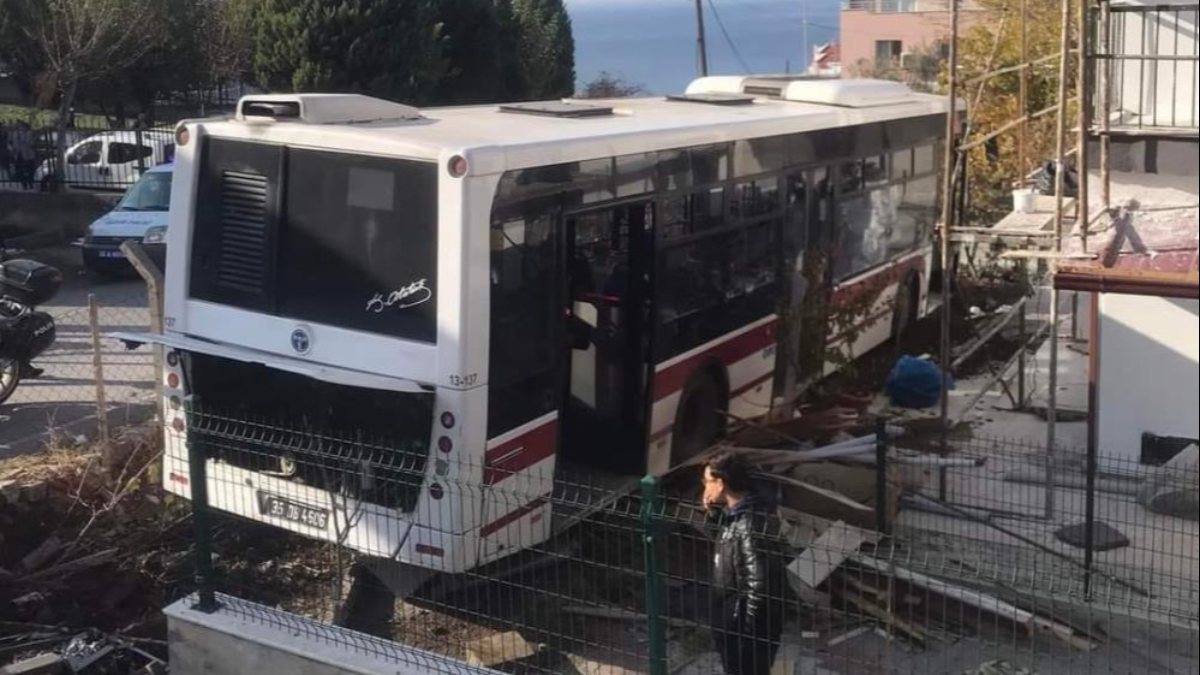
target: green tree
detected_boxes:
[434,0,505,104]
[252,0,447,105]
[509,0,575,99]
[950,0,1072,225]
[578,72,645,99]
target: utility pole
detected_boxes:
[695,0,710,76]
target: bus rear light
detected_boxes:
[169,396,181,410]
[429,483,445,500]
[435,459,449,476]
[167,373,180,389]
[175,126,190,147]
[171,417,185,433]
[437,436,453,453]
[166,351,179,367]
[447,155,468,178]
[415,543,444,557]
[440,411,455,429]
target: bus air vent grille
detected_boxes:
[217,170,269,293]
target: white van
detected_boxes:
[35,129,175,191]
[80,163,171,274]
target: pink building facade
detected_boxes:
[840,0,985,75]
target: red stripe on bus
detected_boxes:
[652,320,778,401]
[483,419,558,486]
[480,496,550,537]
[832,255,924,307]
[730,370,775,398]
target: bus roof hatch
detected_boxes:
[236,94,423,124]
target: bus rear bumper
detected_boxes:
[162,454,478,573]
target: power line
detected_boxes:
[705,0,754,73]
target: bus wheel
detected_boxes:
[891,276,919,340]
[671,368,726,466]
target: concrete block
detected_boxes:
[0,653,66,675]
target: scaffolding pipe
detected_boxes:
[1046,0,1073,520]
[1019,0,1029,176]
[1078,0,1091,249]
[939,0,962,463]
[1099,0,1113,216]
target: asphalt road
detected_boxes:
[1,244,156,458]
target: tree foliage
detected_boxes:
[508,0,575,100]
[251,0,448,104]
[951,0,1074,225]
[578,72,645,99]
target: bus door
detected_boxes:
[560,201,655,474]
[789,167,835,389]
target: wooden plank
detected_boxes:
[760,473,877,529]
[841,591,927,645]
[786,521,866,590]
[854,556,1034,627]
[1000,250,1097,260]
[465,631,536,667]
[826,625,871,647]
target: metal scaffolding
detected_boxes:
[937,0,1100,517]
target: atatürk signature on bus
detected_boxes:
[366,279,432,313]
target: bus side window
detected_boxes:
[487,207,560,438]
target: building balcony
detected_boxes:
[1092,3,1199,137]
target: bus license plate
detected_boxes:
[99,250,123,259]
[257,492,329,530]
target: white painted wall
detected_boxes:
[1096,293,1200,469]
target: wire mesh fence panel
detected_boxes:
[2,254,156,454]
[165,399,1199,675]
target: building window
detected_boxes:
[875,40,903,63]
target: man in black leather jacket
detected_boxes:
[703,450,787,675]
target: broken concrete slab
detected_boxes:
[1139,444,1199,521]
[464,631,536,668]
[1054,521,1130,551]
[786,521,867,590]
[0,653,66,675]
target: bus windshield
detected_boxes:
[117,171,172,212]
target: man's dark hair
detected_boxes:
[705,450,752,494]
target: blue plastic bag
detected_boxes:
[886,355,952,409]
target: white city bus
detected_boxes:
[121,76,950,574]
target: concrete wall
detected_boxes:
[166,594,501,675]
[0,190,119,244]
[1096,293,1200,468]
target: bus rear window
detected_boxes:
[190,139,438,343]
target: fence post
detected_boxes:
[135,126,146,178]
[1017,296,1027,409]
[87,295,109,448]
[185,400,220,613]
[875,418,890,535]
[640,475,667,675]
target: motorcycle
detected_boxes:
[0,255,61,405]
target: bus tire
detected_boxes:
[670,366,728,466]
[891,274,919,340]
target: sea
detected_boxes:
[568,0,841,95]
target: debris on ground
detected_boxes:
[1054,521,1131,551]
[2,425,345,672]
[464,631,538,668]
[963,659,1037,675]
[1138,444,1199,521]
